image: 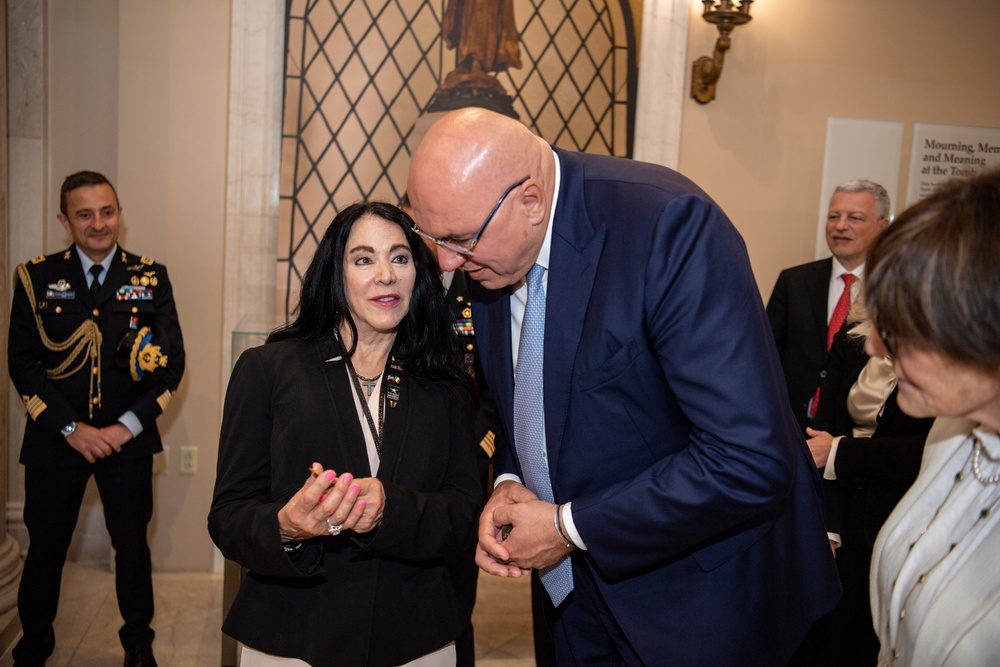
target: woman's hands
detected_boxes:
[276,463,386,542]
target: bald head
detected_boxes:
[409,108,540,209]
[406,108,554,289]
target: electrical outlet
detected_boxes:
[179,446,197,475]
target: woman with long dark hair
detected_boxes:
[210,201,481,666]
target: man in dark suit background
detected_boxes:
[8,171,185,667]
[766,179,890,430]
[406,108,839,665]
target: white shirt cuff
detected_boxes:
[823,436,844,480]
[494,473,521,488]
[561,502,587,550]
[118,411,143,438]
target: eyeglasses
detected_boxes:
[878,327,897,357]
[412,176,530,256]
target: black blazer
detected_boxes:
[766,258,832,429]
[8,245,185,468]
[209,336,483,667]
[813,327,934,545]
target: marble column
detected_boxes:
[2,0,32,649]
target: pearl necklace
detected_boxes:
[972,435,1000,485]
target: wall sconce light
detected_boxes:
[691,0,754,104]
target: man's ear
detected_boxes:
[521,180,547,227]
[57,213,71,234]
[878,217,890,231]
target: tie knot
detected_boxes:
[842,272,856,288]
[90,265,103,279]
[526,263,545,288]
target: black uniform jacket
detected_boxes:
[8,245,185,468]
[209,335,483,667]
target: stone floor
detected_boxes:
[1,562,536,666]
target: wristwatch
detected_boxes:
[61,421,77,437]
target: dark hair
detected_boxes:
[60,171,120,216]
[268,201,470,390]
[865,168,1000,372]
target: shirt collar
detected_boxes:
[75,245,117,275]
[831,256,864,282]
[532,148,561,272]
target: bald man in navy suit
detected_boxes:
[407,108,839,666]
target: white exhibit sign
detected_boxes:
[906,123,1000,205]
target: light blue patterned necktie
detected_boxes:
[513,263,573,606]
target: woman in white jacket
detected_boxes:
[865,167,1000,666]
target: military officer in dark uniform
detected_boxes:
[441,266,497,667]
[7,171,185,667]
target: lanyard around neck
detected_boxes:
[344,354,388,456]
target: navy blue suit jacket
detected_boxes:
[470,148,840,664]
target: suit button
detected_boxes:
[92,397,100,405]
[55,306,62,314]
[132,306,138,313]
[466,343,474,351]
[819,370,828,378]
[92,309,100,317]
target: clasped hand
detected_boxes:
[66,422,134,463]
[476,480,574,577]
[277,463,385,542]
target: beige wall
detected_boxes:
[678,0,1000,298]
[115,1,231,572]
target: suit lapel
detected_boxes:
[808,258,832,348]
[377,364,408,481]
[543,149,605,480]
[60,247,91,305]
[316,337,376,478]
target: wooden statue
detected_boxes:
[441,0,522,93]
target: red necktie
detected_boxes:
[810,273,856,418]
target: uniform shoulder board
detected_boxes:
[140,256,155,265]
[29,255,46,264]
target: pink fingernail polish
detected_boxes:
[325,471,335,481]
[342,473,353,485]
[358,500,366,509]
[351,484,360,494]
[320,494,326,502]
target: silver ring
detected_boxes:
[325,518,343,536]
